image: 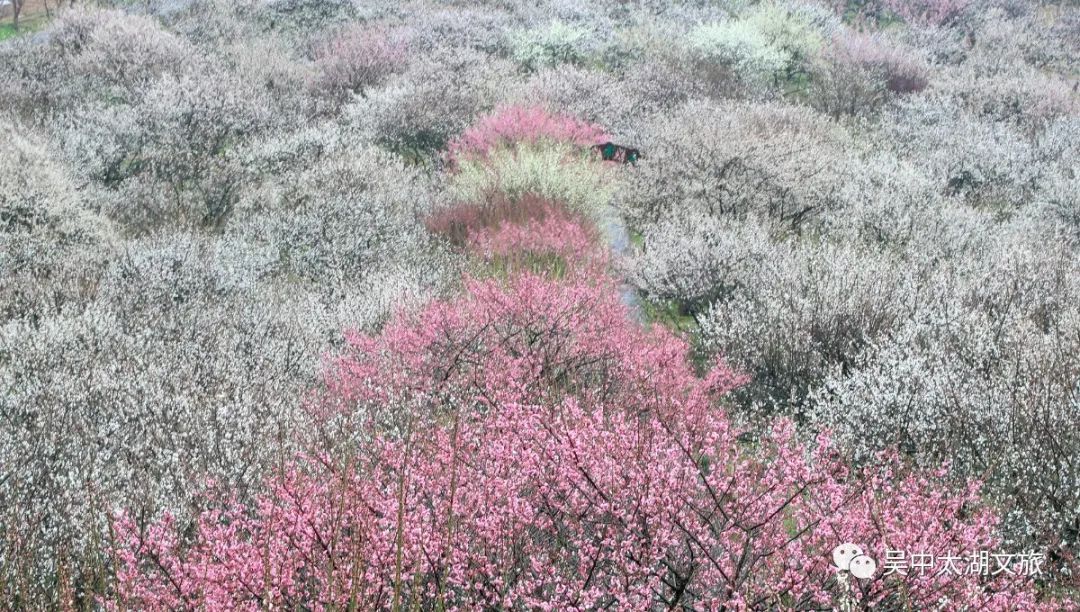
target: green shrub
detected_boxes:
[687,21,789,87]
[449,143,613,216]
[508,21,592,72]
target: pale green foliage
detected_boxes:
[687,21,789,85]
[686,3,825,87]
[508,20,593,71]
[450,144,614,216]
[744,2,827,66]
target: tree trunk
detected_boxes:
[11,0,23,30]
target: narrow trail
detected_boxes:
[599,213,645,321]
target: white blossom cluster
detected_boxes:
[0,3,453,600]
[616,100,853,231]
[617,1,1078,562]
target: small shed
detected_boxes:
[591,142,641,164]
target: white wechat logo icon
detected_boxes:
[832,543,877,579]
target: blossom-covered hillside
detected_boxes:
[1,0,1076,608]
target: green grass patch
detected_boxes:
[0,23,20,42]
[639,297,697,334]
[0,15,49,42]
[638,296,718,372]
[473,251,572,281]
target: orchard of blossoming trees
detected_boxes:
[0,0,1077,609]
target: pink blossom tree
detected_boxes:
[447,105,609,164]
[110,270,1056,610]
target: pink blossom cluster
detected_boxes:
[447,105,609,163]
[108,110,1063,611]
[465,201,603,270]
[425,194,606,275]
[425,193,577,246]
